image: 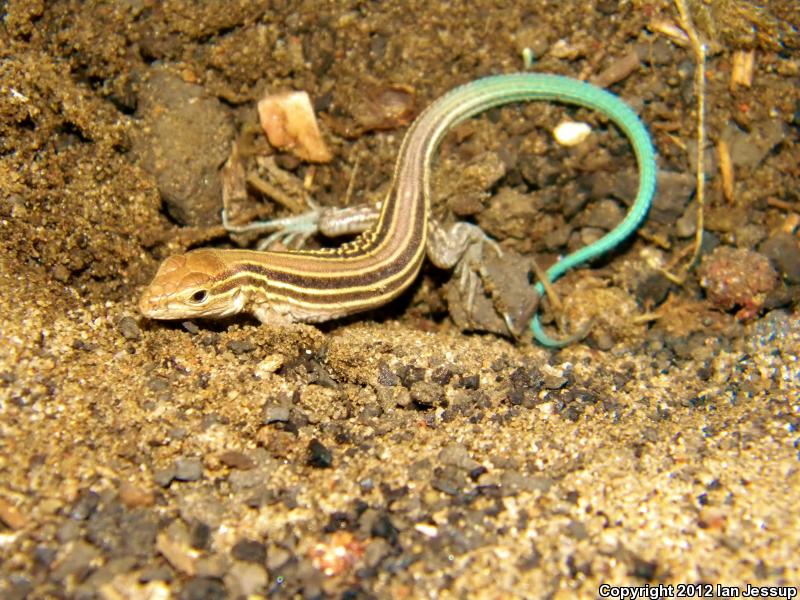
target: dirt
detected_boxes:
[1,0,799,598]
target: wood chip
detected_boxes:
[258,91,332,163]
[731,50,755,89]
[718,138,735,203]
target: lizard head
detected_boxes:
[138,249,246,320]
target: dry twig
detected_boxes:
[664,0,707,282]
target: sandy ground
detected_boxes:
[1,1,799,598]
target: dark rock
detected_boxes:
[307,439,333,468]
[370,513,398,546]
[190,521,212,550]
[459,374,480,390]
[398,365,425,387]
[35,545,57,568]
[431,366,454,385]
[232,539,267,563]
[86,503,158,560]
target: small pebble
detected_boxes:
[227,339,256,355]
[157,532,197,576]
[190,522,212,551]
[398,365,425,387]
[182,321,200,335]
[459,374,480,390]
[219,451,256,470]
[69,490,100,521]
[307,439,333,468]
[759,232,800,284]
[226,561,268,596]
[635,272,672,306]
[173,458,203,482]
[50,540,101,582]
[409,381,445,407]
[118,482,155,508]
[377,362,399,386]
[116,316,141,341]
[553,120,591,146]
[351,84,416,132]
[180,577,226,600]
[231,539,267,563]
[263,404,290,424]
[0,497,29,530]
[438,444,482,472]
[698,246,779,319]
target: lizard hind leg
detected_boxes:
[427,220,536,336]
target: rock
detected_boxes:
[650,171,695,224]
[131,68,234,226]
[50,540,101,582]
[759,233,800,284]
[437,444,482,472]
[698,246,779,319]
[226,561,267,597]
[154,466,177,488]
[118,481,155,508]
[69,490,100,521]
[218,450,256,470]
[307,439,333,468]
[262,404,290,424]
[116,316,141,341]
[581,199,625,231]
[226,339,257,355]
[174,457,204,482]
[179,577,226,600]
[408,381,446,408]
[724,120,787,169]
[231,539,266,563]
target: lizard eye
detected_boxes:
[189,289,209,304]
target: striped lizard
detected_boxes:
[138,73,657,346]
